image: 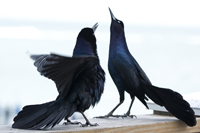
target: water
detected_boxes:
[0,19,200,125]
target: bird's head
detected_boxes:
[108,8,124,33]
[73,23,98,56]
[77,23,98,45]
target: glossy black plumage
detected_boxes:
[12,23,105,129]
[97,8,196,127]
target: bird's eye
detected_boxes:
[117,20,121,23]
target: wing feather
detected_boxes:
[31,53,98,98]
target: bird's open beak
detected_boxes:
[92,23,98,33]
[108,7,116,21]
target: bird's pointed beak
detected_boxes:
[92,23,98,33]
[108,7,116,21]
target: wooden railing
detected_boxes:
[0,114,199,133]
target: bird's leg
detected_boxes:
[63,118,81,125]
[94,101,123,118]
[115,98,137,118]
[125,99,136,118]
[79,112,98,127]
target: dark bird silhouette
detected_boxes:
[12,23,105,129]
[96,8,196,127]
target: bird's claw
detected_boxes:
[94,114,137,119]
[94,115,109,118]
[94,112,114,118]
[63,121,81,125]
[80,122,99,127]
[129,115,137,118]
[112,114,137,119]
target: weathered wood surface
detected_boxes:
[1,115,199,133]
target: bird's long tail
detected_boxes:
[12,99,76,129]
[143,83,196,127]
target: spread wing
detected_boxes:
[112,55,150,108]
[30,53,98,98]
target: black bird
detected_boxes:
[96,8,196,127]
[12,23,105,129]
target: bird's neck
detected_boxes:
[73,38,97,57]
[110,31,129,51]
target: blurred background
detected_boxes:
[0,0,200,125]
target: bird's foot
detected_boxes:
[80,122,99,127]
[94,113,136,119]
[111,113,137,119]
[94,112,114,118]
[63,120,81,125]
[94,115,110,118]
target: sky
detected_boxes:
[1,0,200,25]
[0,0,200,40]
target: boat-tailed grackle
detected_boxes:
[95,8,196,127]
[12,23,105,129]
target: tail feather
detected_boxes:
[12,100,76,129]
[14,104,46,122]
[28,110,62,130]
[13,104,49,128]
[44,110,68,129]
[143,83,196,127]
[32,110,59,129]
